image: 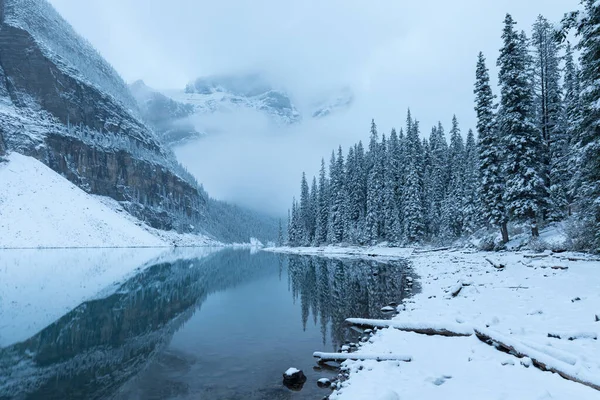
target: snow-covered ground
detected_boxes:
[267,245,600,399]
[0,152,218,248]
[0,246,222,347]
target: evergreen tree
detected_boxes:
[329,147,346,243]
[366,120,383,243]
[309,176,318,241]
[463,129,480,233]
[532,15,567,219]
[562,42,581,213]
[497,14,548,237]
[475,51,509,242]
[277,219,284,246]
[564,1,600,250]
[315,158,329,245]
[427,123,448,238]
[441,115,465,239]
[403,110,425,242]
[299,172,311,245]
[384,128,402,242]
[421,137,433,239]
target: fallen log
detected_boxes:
[523,253,550,258]
[548,331,598,341]
[449,282,464,297]
[313,352,412,363]
[345,318,473,337]
[414,247,451,254]
[485,258,505,269]
[474,328,600,392]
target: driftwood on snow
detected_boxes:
[485,258,505,269]
[474,328,600,392]
[313,352,412,363]
[548,332,598,341]
[345,318,473,337]
[523,253,550,259]
[414,247,451,254]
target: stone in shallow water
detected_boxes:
[282,368,307,391]
[317,378,331,388]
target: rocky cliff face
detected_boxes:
[0,0,205,231]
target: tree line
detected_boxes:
[286,4,600,252]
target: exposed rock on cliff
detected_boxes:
[0,0,204,231]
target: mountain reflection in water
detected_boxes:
[0,250,416,400]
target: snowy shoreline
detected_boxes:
[266,245,600,399]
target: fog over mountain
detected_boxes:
[49,0,577,216]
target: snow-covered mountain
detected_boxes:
[130,74,355,145]
[129,80,203,146]
[0,0,276,243]
[174,73,302,125]
[310,86,354,118]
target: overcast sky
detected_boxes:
[49,0,579,216]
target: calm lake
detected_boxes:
[0,249,415,400]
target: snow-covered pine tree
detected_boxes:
[366,119,383,243]
[395,128,406,240]
[463,128,480,234]
[561,42,582,214]
[563,0,600,250]
[289,198,300,246]
[330,146,346,243]
[441,115,466,239]
[309,176,318,241]
[315,158,329,245]
[532,15,568,220]
[403,110,425,242]
[427,123,448,238]
[344,145,358,241]
[299,172,311,245]
[497,15,549,237]
[384,128,402,243]
[355,141,368,243]
[277,219,284,246]
[327,151,337,243]
[475,51,509,242]
[421,136,433,239]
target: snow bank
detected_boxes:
[270,244,600,399]
[0,153,166,248]
[0,153,220,249]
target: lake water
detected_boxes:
[0,249,415,400]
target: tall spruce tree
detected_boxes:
[427,124,448,237]
[475,52,509,242]
[497,14,548,237]
[562,42,581,213]
[315,158,329,245]
[532,15,567,220]
[563,1,600,250]
[403,110,425,242]
[441,115,465,239]
[463,129,480,233]
[384,128,402,242]
[366,120,383,243]
[299,172,311,245]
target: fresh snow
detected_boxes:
[0,153,216,248]
[270,244,600,399]
[284,367,300,376]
